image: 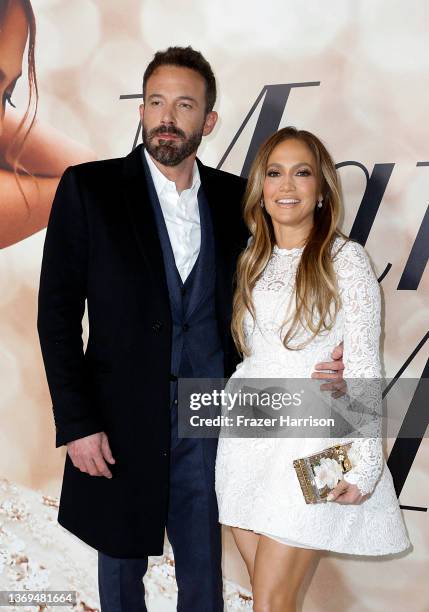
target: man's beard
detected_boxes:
[143,124,204,166]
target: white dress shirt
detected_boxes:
[144,148,201,283]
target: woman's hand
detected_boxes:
[326,479,366,504]
[312,342,347,398]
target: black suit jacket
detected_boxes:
[37,144,247,557]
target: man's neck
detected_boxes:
[148,152,197,195]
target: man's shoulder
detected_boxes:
[57,153,137,205]
[198,161,247,191]
[67,155,124,180]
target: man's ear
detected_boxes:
[139,103,144,123]
[202,111,218,136]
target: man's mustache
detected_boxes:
[148,125,186,140]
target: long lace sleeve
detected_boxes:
[335,241,383,496]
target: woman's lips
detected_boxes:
[275,198,301,207]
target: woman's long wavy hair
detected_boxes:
[232,127,347,355]
[0,0,38,203]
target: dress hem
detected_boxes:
[220,520,411,557]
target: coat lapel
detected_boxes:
[184,188,211,319]
[121,145,170,304]
[196,159,235,315]
[142,153,184,315]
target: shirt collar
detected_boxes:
[144,148,201,198]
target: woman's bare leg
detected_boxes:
[231,527,260,583]
[252,535,319,612]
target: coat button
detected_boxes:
[182,323,190,332]
[152,321,163,332]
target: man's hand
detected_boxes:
[326,479,366,504]
[67,432,115,479]
[312,342,346,398]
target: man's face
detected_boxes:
[140,65,217,166]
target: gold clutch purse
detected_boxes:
[293,443,354,504]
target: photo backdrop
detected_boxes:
[1,1,428,610]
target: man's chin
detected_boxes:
[144,131,203,166]
[149,144,191,167]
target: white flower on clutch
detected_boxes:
[313,457,344,490]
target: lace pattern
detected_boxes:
[215,238,410,555]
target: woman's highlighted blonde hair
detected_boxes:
[232,126,347,355]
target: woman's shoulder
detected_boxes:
[331,236,372,269]
[331,236,379,292]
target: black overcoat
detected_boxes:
[37,144,247,558]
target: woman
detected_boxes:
[215,127,410,611]
[0,0,94,248]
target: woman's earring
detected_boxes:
[317,198,323,208]
[260,198,265,208]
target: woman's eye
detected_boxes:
[266,170,280,177]
[296,169,311,176]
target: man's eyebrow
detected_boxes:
[176,96,198,104]
[147,93,199,104]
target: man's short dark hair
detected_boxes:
[143,46,216,114]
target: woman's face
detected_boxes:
[0,1,28,135]
[263,138,321,240]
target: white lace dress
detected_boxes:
[215,239,410,555]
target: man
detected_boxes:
[38,47,344,611]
